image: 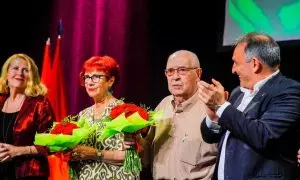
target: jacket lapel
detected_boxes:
[243,73,281,114]
[0,95,8,110]
[15,96,32,123]
[219,90,244,146]
[233,93,244,108]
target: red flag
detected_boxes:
[41,38,52,89]
[40,38,56,115]
[51,35,68,121]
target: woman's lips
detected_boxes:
[15,78,24,81]
[88,88,96,91]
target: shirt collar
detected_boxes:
[240,69,280,94]
[171,90,199,113]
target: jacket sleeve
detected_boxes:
[200,86,241,144]
[34,97,56,156]
[201,118,224,144]
[219,84,300,152]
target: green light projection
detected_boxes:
[224,0,300,45]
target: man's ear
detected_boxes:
[196,68,202,79]
[252,57,262,73]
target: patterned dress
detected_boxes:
[73,99,140,180]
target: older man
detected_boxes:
[198,32,300,179]
[145,50,217,180]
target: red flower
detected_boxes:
[137,108,148,120]
[50,124,64,134]
[110,105,126,119]
[110,103,148,120]
[62,122,79,135]
[109,103,152,153]
[50,122,79,135]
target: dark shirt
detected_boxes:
[0,111,18,180]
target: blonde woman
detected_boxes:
[0,53,55,180]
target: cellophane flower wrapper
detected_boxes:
[34,117,95,152]
[34,117,97,180]
[99,109,163,173]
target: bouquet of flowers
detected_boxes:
[100,103,163,173]
[34,115,96,180]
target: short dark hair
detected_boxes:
[235,32,280,69]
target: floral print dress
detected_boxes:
[73,99,139,180]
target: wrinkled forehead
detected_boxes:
[166,55,195,69]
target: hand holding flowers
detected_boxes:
[34,115,96,180]
[99,103,163,173]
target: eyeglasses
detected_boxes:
[82,74,108,84]
[165,67,198,76]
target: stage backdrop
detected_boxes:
[50,0,149,115]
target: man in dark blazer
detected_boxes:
[198,32,300,180]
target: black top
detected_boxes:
[0,111,18,180]
[0,111,18,143]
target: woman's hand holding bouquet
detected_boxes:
[99,103,163,173]
[34,115,96,180]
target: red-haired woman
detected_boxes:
[70,56,139,179]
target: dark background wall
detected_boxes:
[0,1,52,70]
[147,0,300,107]
[1,0,300,109]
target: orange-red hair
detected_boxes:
[79,56,120,87]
